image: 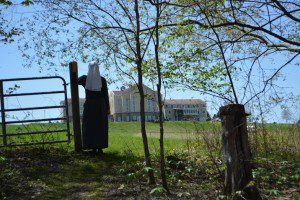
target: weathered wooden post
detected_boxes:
[0,81,7,146]
[219,104,261,200]
[69,61,82,152]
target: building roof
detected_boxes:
[111,90,129,95]
[164,99,205,105]
[111,84,156,96]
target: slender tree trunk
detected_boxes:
[154,0,169,193]
[134,0,155,184]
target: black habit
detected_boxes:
[78,75,109,150]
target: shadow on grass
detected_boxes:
[0,147,138,200]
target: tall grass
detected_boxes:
[249,123,300,159]
[1,121,299,159]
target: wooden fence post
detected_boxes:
[0,81,7,146]
[69,61,82,152]
[219,104,261,199]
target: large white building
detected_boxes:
[109,85,159,122]
[62,86,208,122]
[163,99,207,121]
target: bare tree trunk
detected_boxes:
[219,104,261,200]
[134,0,155,185]
[154,0,169,193]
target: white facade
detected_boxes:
[163,99,207,121]
[109,85,159,122]
[63,90,208,122]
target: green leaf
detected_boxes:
[126,173,136,180]
[21,0,33,6]
[150,187,167,195]
[143,167,153,173]
[266,189,281,196]
[0,0,13,5]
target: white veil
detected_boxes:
[85,61,102,91]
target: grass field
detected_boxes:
[0,121,299,199]
[1,121,216,155]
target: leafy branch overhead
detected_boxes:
[150,0,299,104]
[18,0,300,106]
[0,0,33,43]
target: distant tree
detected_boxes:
[281,107,292,123]
[206,111,211,121]
[212,114,218,120]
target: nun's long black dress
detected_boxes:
[78,75,109,150]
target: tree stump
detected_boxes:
[219,104,261,200]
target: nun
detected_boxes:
[78,61,110,154]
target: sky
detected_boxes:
[0,3,299,123]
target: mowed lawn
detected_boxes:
[1,121,299,156]
[1,121,217,155]
[0,121,300,157]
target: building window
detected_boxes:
[147,96,151,112]
[118,99,121,110]
[126,98,130,112]
[133,115,137,121]
[132,96,136,112]
[152,100,156,112]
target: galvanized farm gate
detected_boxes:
[0,76,71,147]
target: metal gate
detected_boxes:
[0,76,71,147]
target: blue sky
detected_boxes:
[1,41,299,123]
[1,3,299,123]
